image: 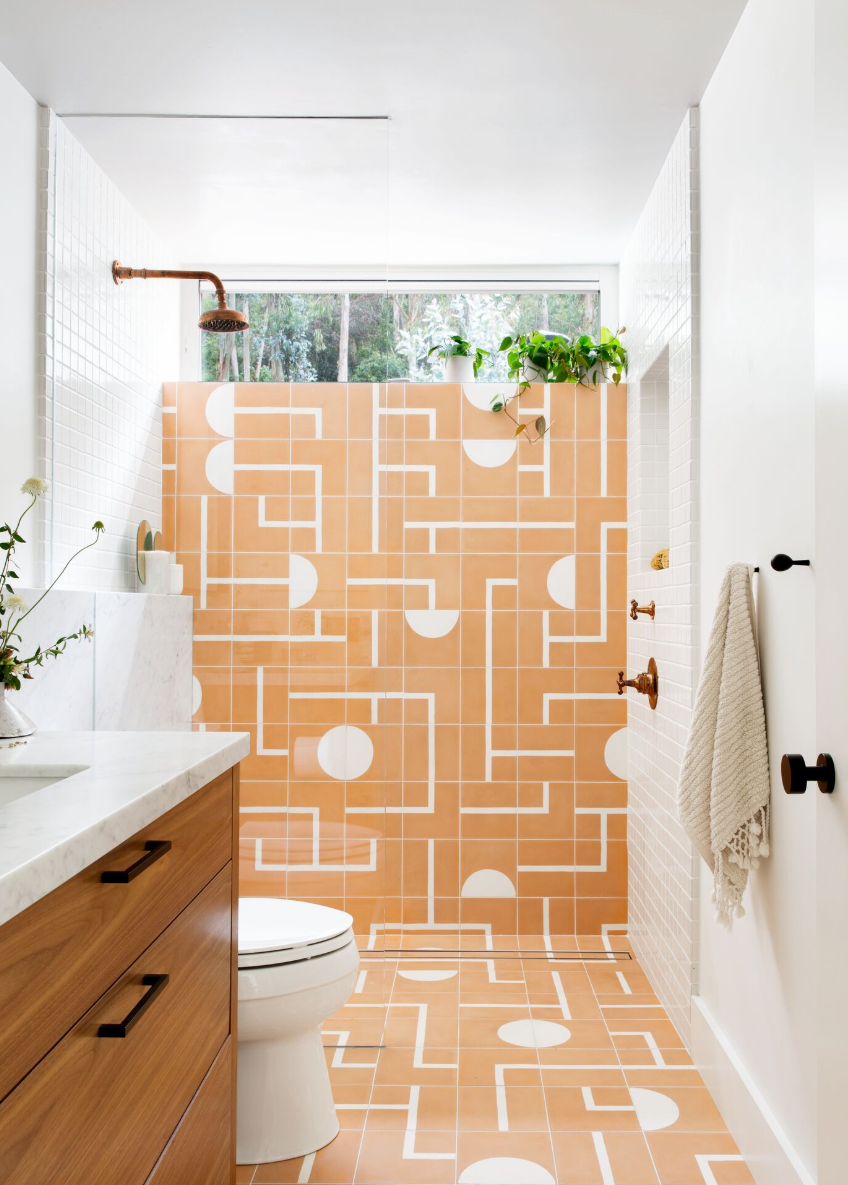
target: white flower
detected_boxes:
[20,477,49,498]
[5,594,28,612]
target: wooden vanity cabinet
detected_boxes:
[0,765,240,1185]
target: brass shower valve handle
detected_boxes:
[630,599,656,620]
[616,658,659,709]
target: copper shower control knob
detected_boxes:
[616,658,659,709]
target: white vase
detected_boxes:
[518,360,547,385]
[443,355,476,383]
[0,685,36,739]
[579,362,616,386]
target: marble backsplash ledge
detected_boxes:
[9,589,193,732]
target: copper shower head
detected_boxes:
[112,261,249,333]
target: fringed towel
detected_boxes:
[677,563,770,928]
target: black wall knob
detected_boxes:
[771,554,811,572]
[781,753,835,794]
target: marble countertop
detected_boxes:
[0,730,251,927]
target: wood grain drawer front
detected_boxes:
[0,866,232,1185]
[144,1039,233,1185]
[0,769,233,1103]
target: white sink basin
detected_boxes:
[0,765,89,807]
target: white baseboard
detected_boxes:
[690,996,814,1185]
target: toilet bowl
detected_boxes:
[236,897,359,1165]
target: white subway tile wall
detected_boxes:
[38,110,179,590]
[619,109,700,1046]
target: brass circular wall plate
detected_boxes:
[647,657,659,710]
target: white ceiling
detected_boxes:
[0,0,746,267]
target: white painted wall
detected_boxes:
[0,61,39,583]
[698,0,816,1180]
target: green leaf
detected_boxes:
[498,336,513,352]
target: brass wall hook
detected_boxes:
[630,599,655,621]
[617,658,659,709]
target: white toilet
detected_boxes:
[236,897,360,1165]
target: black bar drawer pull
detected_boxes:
[100,839,172,883]
[97,974,169,1038]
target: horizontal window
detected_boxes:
[200,290,601,383]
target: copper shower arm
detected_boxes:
[112,260,249,332]
[112,262,229,307]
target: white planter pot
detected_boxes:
[579,362,619,386]
[518,360,547,385]
[443,354,476,383]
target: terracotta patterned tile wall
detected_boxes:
[165,380,628,938]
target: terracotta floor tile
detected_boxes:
[647,1132,754,1184]
[458,1085,549,1132]
[374,1046,458,1086]
[459,1046,542,1087]
[456,1131,557,1181]
[538,1047,625,1087]
[544,1085,641,1131]
[551,1131,659,1184]
[609,1019,685,1050]
[253,1130,364,1183]
[235,1167,257,1184]
[635,1086,729,1133]
[354,1129,456,1184]
[365,1085,458,1130]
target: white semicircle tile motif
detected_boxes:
[204,439,234,494]
[546,554,576,608]
[397,969,458,982]
[461,868,516,898]
[316,724,374,780]
[404,608,459,638]
[191,675,203,716]
[459,1158,555,1185]
[462,438,518,468]
[497,1019,571,1048]
[288,553,319,608]
[630,1087,680,1132]
[461,382,517,412]
[205,384,235,437]
[604,726,629,780]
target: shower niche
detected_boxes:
[636,346,671,572]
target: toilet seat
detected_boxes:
[238,897,354,969]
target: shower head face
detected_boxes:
[198,306,250,333]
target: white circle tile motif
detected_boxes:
[459,1158,555,1184]
[461,869,516,898]
[204,439,234,494]
[462,382,515,412]
[604,726,629,780]
[497,1019,571,1048]
[546,554,576,608]
[191,675,203,716]
[205,384,235,437]
[404,608,459,638]
[462,439,517,468]
[397,969,458,982]
[630,1087,680,1131]
[288,553,319,608]
[316,725,374,781]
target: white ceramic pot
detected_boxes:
[0,685,36,739]
[443,354,476,383]
[518,360,547,385]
